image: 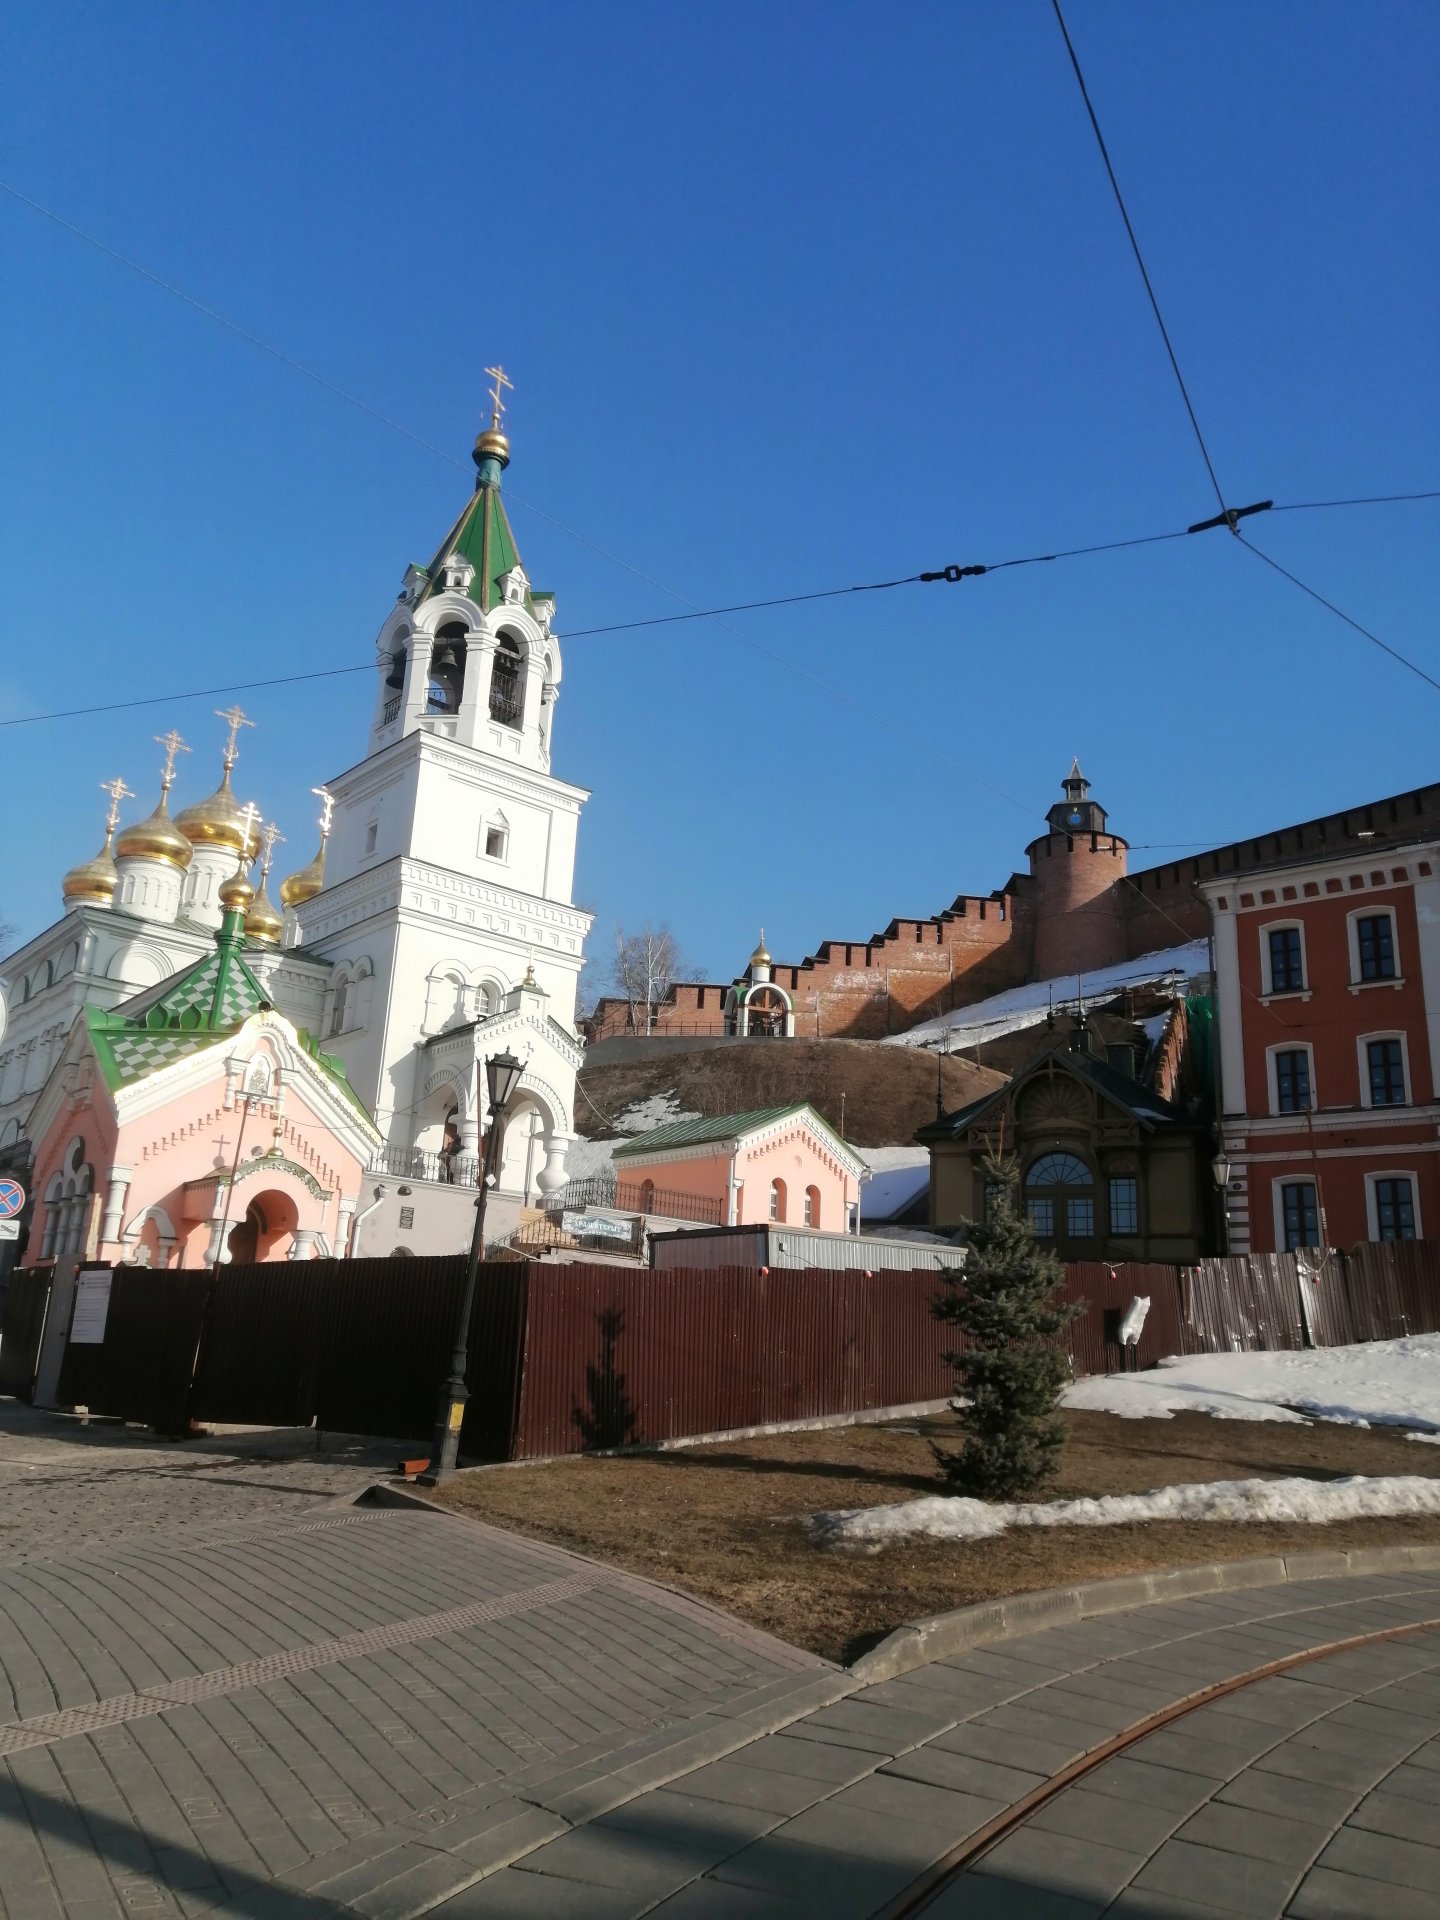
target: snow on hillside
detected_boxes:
[1064,1335,1440,1434]
[811,1473,1440,1548]
[883,939,1211,1053]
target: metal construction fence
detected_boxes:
[2,1238,1437,1458]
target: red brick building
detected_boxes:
[1200,840,1440,1253]
[588,767,1440,1047]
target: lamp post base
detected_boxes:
[417,1377,468,1485]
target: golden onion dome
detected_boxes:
[244,884,284,946]
[114,789,194,869]
[175,768,261,857]
[279,840,327,909]
[749,928,772,968]
[62,829,120,907]
[218,864,257,914]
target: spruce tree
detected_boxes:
[932,1157,1081,1498]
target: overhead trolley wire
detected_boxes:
[1234,533,1440,697]
[1051,0,1228,515]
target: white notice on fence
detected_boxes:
[70,1270,114,1345]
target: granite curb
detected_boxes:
[851,1540,1440,1682]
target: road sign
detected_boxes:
[0,1179,24,1218]
[0,1219,18,1241]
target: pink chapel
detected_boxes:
[611,1104,867,1232]
[27,865,381,1269]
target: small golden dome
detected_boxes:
[62,830,119,906]
[279,840,326,909]
[218,864,257,913]
[750,928,772,968]
[245,884,284,946]
[115,789,194,870]
[473,426,511,468]
[175,768,261,857]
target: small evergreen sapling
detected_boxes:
[932,1158,1081,1498]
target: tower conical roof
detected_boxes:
[418,478,530,617]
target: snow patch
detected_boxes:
[613,1093,702,1134]
[565,1135,624,1180]
[882,940,1209,1053]
[1064,1335,1440,1433]
[811,1473,1440,1548]
[858,1145,931,1220]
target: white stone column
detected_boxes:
[458,634,497,743]
[99,1168,132,1250]
[520,648,545,748]
[537,1130,574,1195]
[288,1229,321,1260]
[403,633,435,735]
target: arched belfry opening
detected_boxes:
[490,633,524,728]
[427,622,467,715]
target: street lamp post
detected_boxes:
[419,1048,524,1485]
[1211,1144,1231,1257]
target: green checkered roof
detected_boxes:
[83,934,370,1120]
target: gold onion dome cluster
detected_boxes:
[175,768,262,858]
[62,830,120,905]
[114,789,193,869]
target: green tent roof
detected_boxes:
[420,476,530,616]
[614,1104,813,1157]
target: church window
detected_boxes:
[639,1180,656,1213]
[364,823,378,856]
[804,1185,820,1228]
[1108,1176,1140,1234]
[484,823,508,861]
[769,1179,787,1223]
[331,974,349,1035]
[490,634,524,729]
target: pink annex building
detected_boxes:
[612,1105,867,1232]
[27,881,380,1268]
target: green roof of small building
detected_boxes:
[614,1103,813,1157]
[83,933,369,1120]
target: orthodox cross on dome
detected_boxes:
[259,819,284,882]
[154,728,190,793]
[100,775,135,833]
[236,799,263,861]
[311,785,335,838]
[215,705,255,771]
[484,363,513,430]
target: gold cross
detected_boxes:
[236,799,263,859]
[215,705,255,770]
[484,364,513,429]
[311,785,335,837]
[154,728,190,791]
[259,819,284,881]
[100,776,135,833]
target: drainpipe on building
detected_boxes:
[346,1185,386,1259]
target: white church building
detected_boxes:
[0,396,593,1259]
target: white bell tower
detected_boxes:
[288,378,592,1194]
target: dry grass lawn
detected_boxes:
[431,1410,1440,1664]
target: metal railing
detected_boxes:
[370,1143,481,1189]
[382,694,402,725]
[544,1174,724,1226]
[488,682,523,729]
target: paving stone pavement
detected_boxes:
[4,1402,1440,1919]
[455,1568,1440,1920]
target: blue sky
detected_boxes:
[2,2,1436,982]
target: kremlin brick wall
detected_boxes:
[587,779,1440,1046]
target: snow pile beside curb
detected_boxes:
[1064,1334,1440,1433]
[810,1474,1440,1548]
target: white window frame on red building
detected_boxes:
[1200,837,1440,1255]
